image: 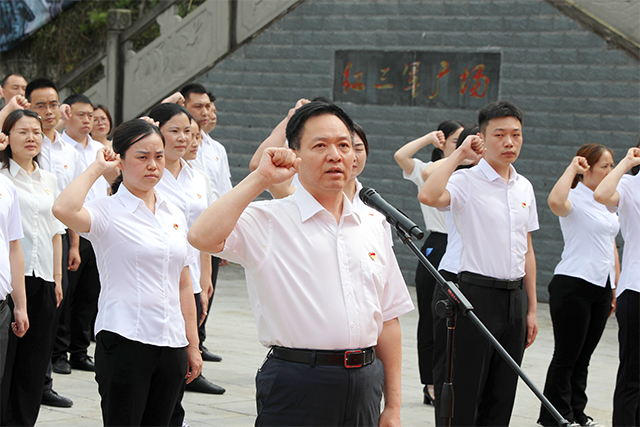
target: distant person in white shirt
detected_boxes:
[181,83,231,363]
[0,74,27,107]
[91,104,113,147]
[52,118,203,426]
[25,78,77,408]
[594,142,640,427]
[538,144,619,427]
[189,100,414,427]
[420,100,539,427]
[0,109,66,426]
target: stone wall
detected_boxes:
[195,0,640,300]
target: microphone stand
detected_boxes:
[394,226,571,427]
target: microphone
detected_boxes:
[359,186,424,240]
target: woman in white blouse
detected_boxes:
[52,118,202,426]
[538,143,619,427]
[0,109,65,426]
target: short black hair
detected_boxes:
[2,73,25,87]
[285,100,354,150]
[478,100,523,134]
[207,91,217,103]
[456,124,480,148]
[180,83,208,103]
[148,102,193,129]
[25,78,58,101]
[352,121,369,156]
[62,93,92,107]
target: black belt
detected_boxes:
[459,271,524,290]
[271,346,375,369]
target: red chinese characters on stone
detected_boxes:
[429,60,450,100]
[403,61,421,98]
[459,64,490,98]
[342,61,365,93]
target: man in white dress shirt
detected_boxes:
[181,83,232,363]
[52,94,105,376]
[189,101,413,426]
[25,78,78,408]
[0,74,27,107]
[420,100,539,426]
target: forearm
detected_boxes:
[189,170,270,253]
[69,229,80,250]
[9,240,26,312]
[375,318,402,412]
[53,234,62,278]
[249,118,288,171]
[547,166,575,216]
[53,162,103,231]
[394,135,434,175]
[418,150,464,207]
[199,251,213,293]
[594,161,629,206]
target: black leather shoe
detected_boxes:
[69,354,95,372]
[201,346,222,362]
[42,389,73,407]
[185,375,225,394]
[52,357,71,374]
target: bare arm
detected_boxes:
[189,147,299,254]
[594,147,640,207]
[52,148,120,232]
[375,318,402,427]
[611,242,620,317]
[9,240,28,337]
[67,229,81,271]
[179,266,203,384]
[53,234,63,307]
[394,131,444,175]
[524,233,538,348]
[548,156,589,217]
[249,98,309,172]
[418,134,485,208]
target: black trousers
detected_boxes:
[1,276,56,426]
[53,236,100,362]
[44,231,71,393]
[613,289,640,427]
[95,331,188,426]
[198,255,220,347]
[416,232,447,385]
[255,355,384,426]
[437,275,527,427]
[538,275,612,426]
[0,298,11,418]
[432,269,458,426]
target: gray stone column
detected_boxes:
[106,9,131,125]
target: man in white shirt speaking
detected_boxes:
[189,100,414,427]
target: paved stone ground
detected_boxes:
[36,263,617,426]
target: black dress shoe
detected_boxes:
[185,375,225,394]
[52,357,71,375]
[201,347,222,362]
[69,354,95,372]
[42,389,73,407]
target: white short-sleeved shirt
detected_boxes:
[554,182,619,287]
[1,161,65,282]
[438,211,462,274]
[403,158,447,233]
[0,175,24,300]
[156,159,210,293]
[39,131,82,193]
[80,185,196,347]
[61,131,110,200]
[445,159,539,280]
[613,173,640,296]
[217,184,414,350]
[191,132,232,201]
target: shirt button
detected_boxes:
[351,323,355,328]
[346,293,351,298]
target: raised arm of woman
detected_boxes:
[52,148,120,233]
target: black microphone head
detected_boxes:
[359,186,376,206]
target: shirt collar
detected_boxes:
[292,183,361,225]
[477,158,519,183]
[43,130,62,146]
[62,130,100,150]
[115,183,168,214]
[8,158,40,178]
